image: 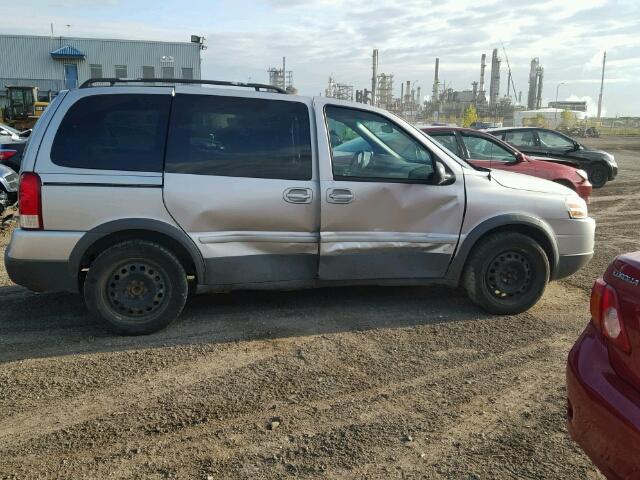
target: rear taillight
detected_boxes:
[18,172,42,230]
[0,150,17,161]
[591,278,630,353]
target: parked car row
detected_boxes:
[0,123,23,211]
[485,127,617,188]
[421,126,593,202]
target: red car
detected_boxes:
[567,252,640,479]
[422,127,592,202]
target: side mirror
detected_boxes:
[434,160,455,185]
[515,152,526,163]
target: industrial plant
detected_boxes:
[266,47,613,128]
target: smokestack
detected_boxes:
[472,81,478,99]
[400,82,404,108]
[536,67,544,110]
[406,80,411,105]
[489,48,500,108]
[527,58,539,109]
[433,57,440,100]
[597,51,606,119]
[479,54,486,93]
[371,49,378,107]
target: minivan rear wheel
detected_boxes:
[84,241,188,335]
[463,232,550,315]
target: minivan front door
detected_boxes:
[163,91,319,286]
[317,103,465,280]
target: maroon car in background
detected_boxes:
[567,252,640,479]
[422,127,592,202]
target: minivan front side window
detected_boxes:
[326,106,434,182]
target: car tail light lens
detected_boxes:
[0,149,17,161]
[591,278,630,353]
[18,172,43,230]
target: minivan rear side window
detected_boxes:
[51,94,171,172]
[165,94,312,180]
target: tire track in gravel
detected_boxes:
[0,340,290,446]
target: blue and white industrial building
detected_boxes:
[0,34,202,107]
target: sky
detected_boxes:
[5,0,640,116]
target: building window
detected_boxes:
[161,66,174,79]
[115,65,127,78]
[181,67,193,80]
[90,64,103,79]
[142,66,155,79]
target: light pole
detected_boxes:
[555,82,566,125]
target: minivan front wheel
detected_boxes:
[463,232,550,315]
[84,241,188,335]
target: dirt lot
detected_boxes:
[1,136,638,479]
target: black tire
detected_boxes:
[83,240,188,335]
[588,162,609,188]
[463,232,550,315]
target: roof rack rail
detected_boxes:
[79,78,288,94]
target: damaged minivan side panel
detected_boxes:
[314,99,466,280]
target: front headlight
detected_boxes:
[575,169,589,182]
[566,195,588,219]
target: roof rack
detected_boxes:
[79,78,288,94]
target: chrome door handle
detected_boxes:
[327,188,354,204]
[284,187,313,204]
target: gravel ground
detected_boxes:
[1,136,638,479]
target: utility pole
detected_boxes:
[597,51,606,119]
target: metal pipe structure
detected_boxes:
[597,51,606,119]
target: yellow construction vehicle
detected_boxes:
[1,86,49,131]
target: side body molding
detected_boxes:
[68,218,206,288]
[445,214,560,285]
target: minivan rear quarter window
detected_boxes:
[165,94,312,180]
[51,94,171,172]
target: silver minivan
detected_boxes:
[5,79,595,334]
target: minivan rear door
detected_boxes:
[163,87,320,286]
[315,100,465,280]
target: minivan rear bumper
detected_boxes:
[5,229,82,292]
[4,254,76,292]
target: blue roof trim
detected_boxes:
[50,45,85,59]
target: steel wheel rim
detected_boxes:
[106,261,167,318]
[486,251,532,299]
